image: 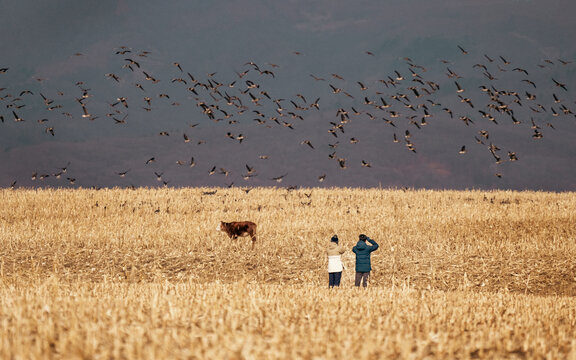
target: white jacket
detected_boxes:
[327,242,345,273]
[328,255,344,273]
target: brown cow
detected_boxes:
[217,221,257,247]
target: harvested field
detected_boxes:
[1,187,575,359]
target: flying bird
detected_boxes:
[105,73,120,82]
[81,105,91,118]
[499,55,511,65]
[12,111,23,122]
[532,129,543,139]
[219,168,230,176]
[124,58,140,68]
[301,140,314,149]
[143,71,159,82]
[552,78,568,91]
[329,84,342,94]
[522,79,536,88]
[454,81,464,93]
[271,173,287,182]
[458,95,474,108]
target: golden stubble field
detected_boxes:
[0,187,575,359]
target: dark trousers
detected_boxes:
[329,272,342,287]
[355,272,370,287]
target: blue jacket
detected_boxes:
[352,238,379,272]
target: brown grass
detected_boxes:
[1,187,575,359]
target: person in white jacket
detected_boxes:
[326,235,346,287]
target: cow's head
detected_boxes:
[216,222,223,231]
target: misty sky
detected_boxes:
[1,0,575,190]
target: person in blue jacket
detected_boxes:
[352,234,379,287]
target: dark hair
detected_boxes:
[359,234,367,241]
[331,235,339,243]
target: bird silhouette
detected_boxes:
[12,111,23,122]
[271,174,287,182]
[301,140,314,149]
[552,78,567,91]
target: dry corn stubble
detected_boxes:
[0,187,575,359]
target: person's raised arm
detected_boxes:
[368,238,379,251]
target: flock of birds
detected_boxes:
[0,44,574,189]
